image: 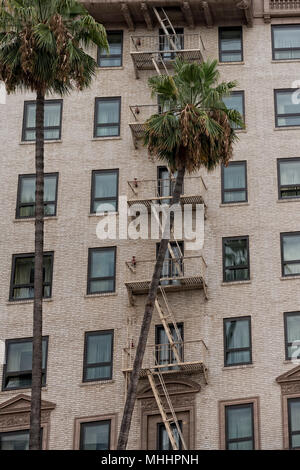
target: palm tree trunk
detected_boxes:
[29,90,45,450]
[117,166,186,450]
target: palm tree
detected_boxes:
[0,0,107,450]
[117,59,243,450]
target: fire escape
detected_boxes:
[123,7,208,450]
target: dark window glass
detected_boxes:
[288,398,300,449]
[275,90,300,127]
[159,242,183,286]
[219,27,243,62]
[159,28,184,60]
[10,253,53,300]
[223,237,249,282]
[80,420,110,450]
[223,91,244,129]
[98,31,123,67]
[94,98,121,137]
[225,404,254,450]
[0,429,43,450]
[272,25,300,60]
[157,166,177,203]
[222,162,247,203]
[157,421,182,450]
[22,100,62,141]
[281,233,300,276]
[17,173,58,218]
[284,312,300,360]
[87,247,116,294]
[91,170,118,214]
[224,317,251,366]
[156,324,183,371]
[3,338,48,390]
[278,158,300,199]
[83,331,113,382]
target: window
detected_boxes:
[224,317,252,366]
[157,421,182,450]
[156,324,183,370]
[278,158,300,199]
[225,403,254,450]
[219,27,243,62]
[157,166,177,203]
[281,232,300,276]
[10,253,54,301]
[94,97,121,137]
[80,420,111,450]
[2,337,48,391]
[91,170,118,214]
[16,173,58,218]
[83,330,113,382]
[284,312,300,360]
[22,100,62,141]
[0,430,29,450]
[159,242,183,286]
[223,237,250,282]
[87,247,116,294]
[222,161,247,203]
[159,28,184,61]
[223,91,245,129]
[272,25,300,60]
[288,398,300,449]
[98,31,123,67]
[275,89,300,127]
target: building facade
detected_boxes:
[1,0,300,450]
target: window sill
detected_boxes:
[277,198,300,203]
[222,364,254,371]
[218,62,245,66]
[88,212,119,217]
[91,136,121,142]
[84,292,117,299]
[97,66,124,71]
[19,140,62,145]
[220,202,249,208]
[14,216,58,223]
[280,275,300,281]
[221,280,251,286]
[274,126,300,131]
[79,380,115,387]
[7,298,53,305]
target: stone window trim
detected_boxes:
[219,396,260,450]
[73,413,117,450]
[0,393,55,450]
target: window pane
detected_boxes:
[24,102,61,140]
[19,205,35,217]
[97,100,120,125]
[290,400,300,433]
[277,116,300,127]
[7,340,47,373]
[26,104,36,127]
[89,279,114,294]
[274,26,300,49]
[224,191,246,203]
[224,239,248,267]
[227,405,253,441]
[94,200,117,213]
[223,164,246,190]
[0,431,29,450]
[275,50,300,60]
[96,126,119,137]
[86,366,111,380]
[280,160,300,186]
[283,235,300,262]
[12,255,52,300]
[91,249,115,278]
[81,422,110,450]
[221,52,242,62]
[221,29,242,51]
[223,93,244,117]
[228,440,253,450]
[276,91,300,115]
[94,172,117,199]
[99,32,122,67]
[286,314,300,359]
[20,177,35,203]
[44,103,61,127]
[87,333,112,365]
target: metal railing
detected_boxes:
[130,33,204,55]
[122,339,208,374]
[129,104,158,123]
[270,0,300,9]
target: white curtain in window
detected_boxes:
[280,161,300,185]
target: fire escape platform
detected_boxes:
[127,194,205,209]
[122,361,207,378]
[130,49,204,71]
[125,275,206,297]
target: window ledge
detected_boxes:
[7,298,53,305]
[88,212,119,217]
[97,66,124,71]
[79,380,115,387]
[221,280,251,286]
[222,364,254,371]
[277,198,300,203]
[220,202,249,208]
[218,62,245,66]
[0,387,48,394]
[272,59,300,64]
[13,216,58,223]
[274,126,300,131]
[84,292,117,299]
[280,275,300,281]
[91,136,121,142]
[19,140,62,145]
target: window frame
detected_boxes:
[22,99,63,142]
[9,252,54,301]
[288,397,300,449]
[277,157,300,200]
[82,330,114,383]
[87,247,117,295]
[223,316,252,367]
[274,89,300,128]
[218,26,243,63]
[222,236,250,283]
[284,311,300,361]
[90,169,119,214]
[221,160,248,204]
[94,97,121,138]
[280,232,300,277]
[79,419,111,450]
[97,30,123,67]
[16,173,59,219]
[272,24,300,61]
[2,336,49,391]
[225,403,254,450]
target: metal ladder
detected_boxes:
[151,7,180,74]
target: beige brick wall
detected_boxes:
[1,7,300,449]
